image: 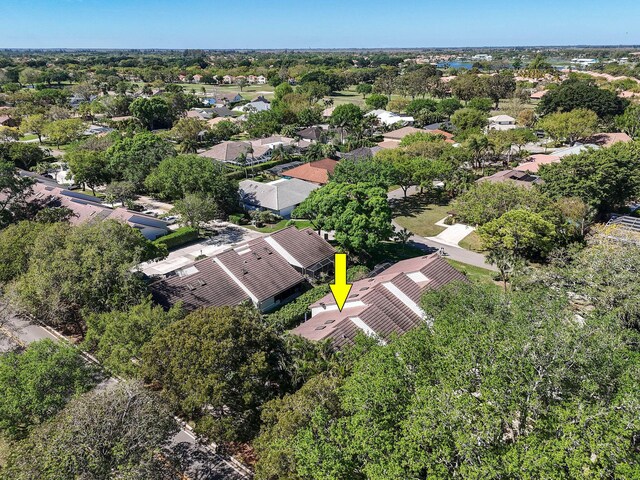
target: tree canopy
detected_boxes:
[293,182,393,253]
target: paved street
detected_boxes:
[388,187,497,271]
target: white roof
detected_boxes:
[239,178,319,211]
[367,109,414,126]
[488,115,516,123]
[553,143,600,158]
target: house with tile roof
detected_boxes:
[477,169,543,188]
[239,178,319,217]
[488,115,517,131]
[291,254,467,348]
[378,126,455,149]
[199,141,271,165]
[151,226,335,312]
[0,115,17,127]
[20,182,170,240]
[280,158,338,185]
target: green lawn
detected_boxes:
[19,134,38,141]
[365,241,425,268]
[393,195,450,238]
[173,83,275,101]
[327,86,422,108]
[446,259,497,286]
[246,219,313,234]
[458,231,485,252]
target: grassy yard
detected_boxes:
[174,83,275,101]
[19,134,38,141]
[446,258,497,287]
[458,231,485,252]
[365,241,426,268]
[393,194,450,238]
[246,219,313,234]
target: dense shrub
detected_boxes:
[266,284,331,330]
[152,227,198,250]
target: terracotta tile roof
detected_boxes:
[515,154,560,173]
[585,132,632,147]
[281,159,338,185]
[291,254,468,348]
[380,127,454,146]
[382,126,426,141]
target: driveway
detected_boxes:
[428,221,475,247]
[388,187,496,271]
[139,224,265,276]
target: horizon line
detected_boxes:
[2,44,640,52]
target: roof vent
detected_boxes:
[324,319,335,324]
[186,283,196,291]
[315,326,326,330]
[242,268,249,275]
[197,279,207,286]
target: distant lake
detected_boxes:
[437,61,474,69]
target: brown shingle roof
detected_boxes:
[291,254,468,347]
[151,260,250,310]
[215,239,304,302]
[269,227,336,269]
[150,227,333,312]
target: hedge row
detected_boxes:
[266,284,331,331]
[153,227,199,250]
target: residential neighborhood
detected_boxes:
[2,2,640,478]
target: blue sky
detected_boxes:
[1,0,639,49]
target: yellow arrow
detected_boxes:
[330,253,352,312]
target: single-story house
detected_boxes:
[202,93,243,106]
[291,254,468,349]
[199,141,271,165]
[515,154,561,173]
[22,182,170,240]
[340,146,383,160]
[239,178,319,218]
[477,169,543,188]
[297,126,325,143]
[378,126,455,149]
[367,109,414,127]
[530,90,548,100]
[250,135,295,149]
[186,108,215,120]
[234,99,271,113]
[151,226,335,312]
[488,115,517,131]
[585,132,632,147]
[0,115,17,127]
[281,158,338,185]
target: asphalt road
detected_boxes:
[388,187,497,271]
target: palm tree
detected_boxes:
[238,153,249,178]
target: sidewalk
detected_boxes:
[388,187,496,271]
